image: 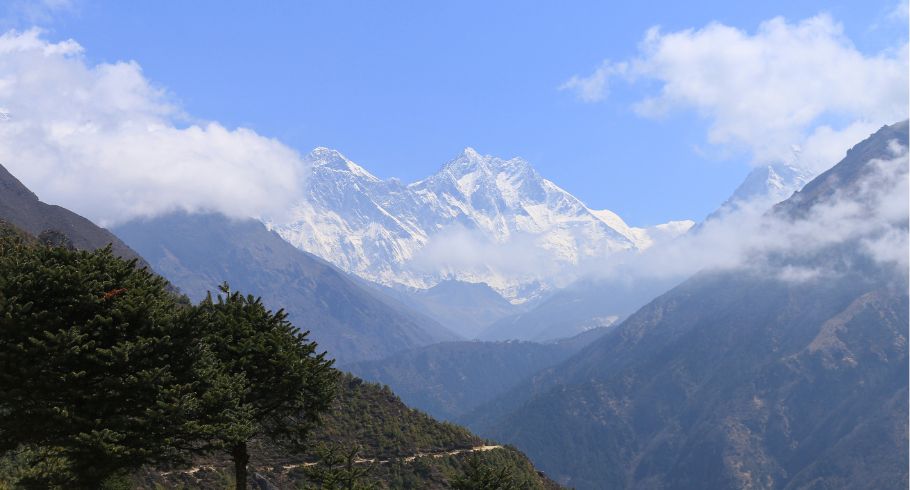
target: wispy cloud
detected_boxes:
[558,61,626,103]
[0,29,309,226]
[561,14,909,173]
[408,141,908,295]
[586,141,909,283]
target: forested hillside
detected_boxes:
[143,374,560,489]
[0,217,557,490]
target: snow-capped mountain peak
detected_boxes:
[706,163,812,221]
[270,147,688,303]
[308,147,379,181]
[416,148,536,185]
[730,163,810,204]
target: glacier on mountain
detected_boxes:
[267,147,692,303]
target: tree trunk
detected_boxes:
[232,442,250,490]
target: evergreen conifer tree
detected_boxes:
[193,284,338,490]
[302,443,377,490]
[0,235,200,487]
[451,454,518,490]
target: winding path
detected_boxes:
[164,444,505,476]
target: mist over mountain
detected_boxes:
[1,6,907,489]
[0,152,559,489]
[360,279,525,339]
[113,212,457,364]
[707,163,812,221]
[465,122,909,489]
[478,276,680,342]
[346,327,611,422]
[0,163,145,264]
[474,159,814,342]
[268,147,692,304]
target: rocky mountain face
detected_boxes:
[113,212,457,364]
[466,122,909,489]
[0,163,145,264]
[269,148,691,303]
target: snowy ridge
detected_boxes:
[268,148,689,303]
[710,163,812,219]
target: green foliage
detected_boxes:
[308,375,478,459]
[191,284,339,488]
[146,377,560,489]
[450,454,517,490]
[0,235,199,487]
[0,234,338,490]
[300,443,378,489]
[0,445,71,488]
[0,228,558,490]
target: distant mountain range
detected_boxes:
[0,160,557,490]
[361,279,527,339]
[477,276,680,342]
[465,122,910,489]
[0,158,459,365]
[265,145,814,341]
[112,213,458,365]
[268,147,693,304]
[4,108,903,488]
[346,327,611,422]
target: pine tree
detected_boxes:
[450,454,519,490]
[0,235,200,487]
[193,284,338,490]
[302,443,377,490]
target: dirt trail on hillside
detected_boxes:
[164,444,505,476]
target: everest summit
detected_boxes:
[268,148,692,302]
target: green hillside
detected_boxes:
[143,374,560,489]
[0,218,558,490]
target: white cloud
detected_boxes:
[409,139,908,296]
[0,29,308,226]
[562,14,909,172]
[587,141,909,282]
[558,61,626,103]
[409,224,567,285]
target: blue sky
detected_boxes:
[2,0,907,225]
